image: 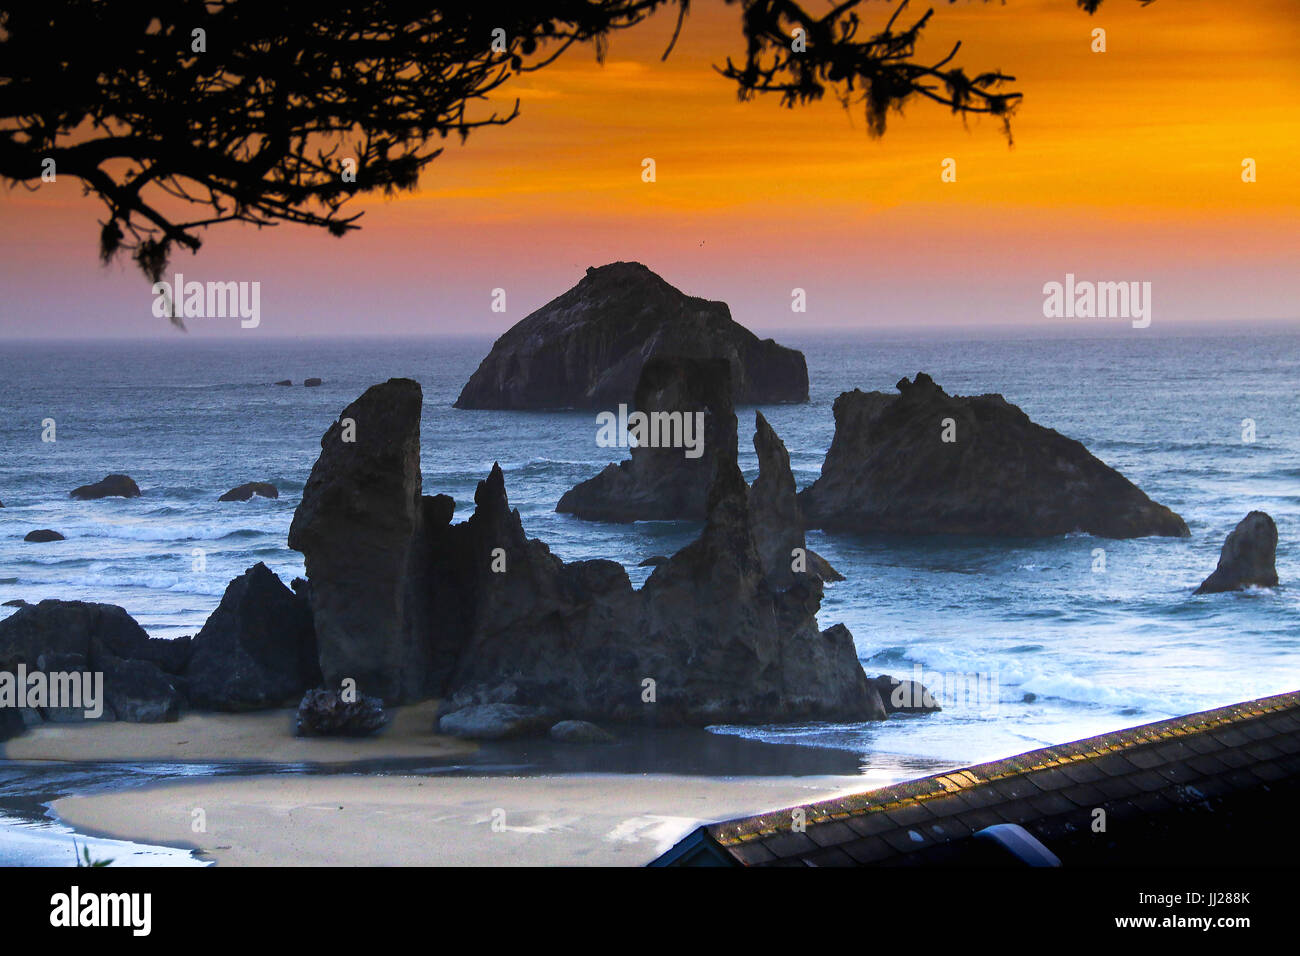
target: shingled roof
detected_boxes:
[651,689,1300,866]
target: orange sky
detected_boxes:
[2,0,1297,337]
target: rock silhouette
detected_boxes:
[1194,511,1279,594]
[289,379,888,725]
[218,482,279,502]
[288,378,432,703]
[749,411,842,586]
[23,530,64,543]
[0,601,188,730]
[70,474,141,500]
[454,262,808,409]
[556,356,736,522]
[799,374,1189,539]
[295,687,387,736]
[184,563,320,710]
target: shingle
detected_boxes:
[956,808,1003,832]
[925,816,973,841]
[1243,740,1283,762]
[1154,762,1202,785]
[761,830,820,859]
[841,836,895,864]
[1123,747,1166,770]
[880,826,932,854]
[1215,747,1253,769]
[882,801,933,827]
[1061,782,1108,808]
[989,777,1041,801]
[1024,767,1075,791]
[993,800,1038,825]
[1211,727,1251,747]
[844,812,894,839]
[804,846,857,867]
[806,820,858,850]
[728,841,778,866]
[1249,761,1288,783]
[1059,760,1106,784]
[1093,752,1139,777]
[1187,753,1231,776]
[1128,769,1172,793]
[1027,791,1078,817]
[1094,776,1138,800]
[918,793,974,818]
[1129,790,1174,814]
[958,785,1004,809]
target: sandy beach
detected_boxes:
[52,772,860,866]
[1,701,476,765]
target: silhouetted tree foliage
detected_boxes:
[0,0,1136,293]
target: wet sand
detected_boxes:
[6,703,955,865]
[52,772,864,866]
[1,701,476,765]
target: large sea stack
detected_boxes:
[287,378,433,702]
[1194,512,1279,594]
[799,374,1189,539]
[286,377,885,724]
[454,262,808,409]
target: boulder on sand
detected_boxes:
[295,687,388,737]
[23,530,64,543]
[218,482,279,502]
[183,563,320,711]
[288,378,432,703]
[454,262,808,410]
[304,377,323,387]
[556,356,736,523]
[799,374,1189,539]
[274,380,292,386]
[1194,511,1279,594]
[70,474,141,500]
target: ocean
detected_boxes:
[2,330,1298,768]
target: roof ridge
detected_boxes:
[708,688,1300,846]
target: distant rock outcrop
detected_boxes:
[275,380,292,386]
[556,356,736,522]
[304,378,323,387]
[1194,512,1279,594]
[70,474,141,500]
[218,482,279,502]
[454,262,808,410]
[288,379,433,703]
[183,563,319,710]
[799,374,1190,539]
[23,530,64,543]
